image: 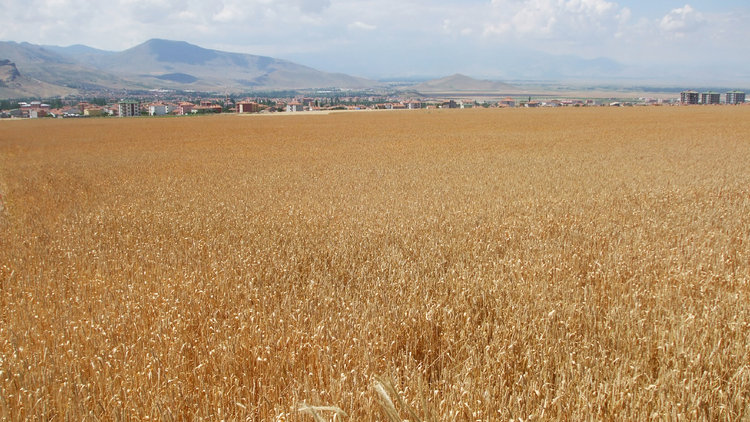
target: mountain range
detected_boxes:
[3,38,748,100]
[0,39,379,98]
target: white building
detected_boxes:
[118,100,140,117]
[403,100,422,110]
[148,104,172,116]
[286,101,303,112]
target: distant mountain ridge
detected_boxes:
[0,40,153,94]
[0,39,377,97]
[102,39,376,90]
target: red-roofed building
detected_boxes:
[19,101,51,118]
[178,102,194,115]
[403,100,422,109]
[237,101,260,113]
[286,101,303,112]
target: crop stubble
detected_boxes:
[0,107,749,420]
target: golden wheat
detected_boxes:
[1,107,749,420]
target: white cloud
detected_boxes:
[1,0,749,81]
[442,17,474,36]
[213,3,250,23]
[484,0,626,39]
[660,4,705,35]
[348,21,377,31]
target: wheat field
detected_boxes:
[1,107,749,420]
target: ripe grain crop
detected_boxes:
[1,107,749,420]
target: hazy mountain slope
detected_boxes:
[0,41,141,90]
[285,39,630,82]
[92,39,376,90]
[42,44,117,68]
[0,39,377,95]
[409,74,519,94]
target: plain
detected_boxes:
[1,107,749,420]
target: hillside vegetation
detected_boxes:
[1,108,749,420]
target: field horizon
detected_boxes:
[1,108,749,420]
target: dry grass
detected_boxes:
[1,107,749,420]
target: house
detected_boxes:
[193,100,222,113]
[178,102,194,115]
[48,108,64,117]
[237,101,260,113]
[403,100,422,110]
[441,100,458,109]
[61,107,81,117]
[118,100,140,117]
[77,102,91,113]
[498,97,515,108]
[149,104,169,116]
[83,107,104,117]
[19,101,51,118]
[286,101,303,112]
[192,104,222,113]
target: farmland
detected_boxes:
[1,107,749,420]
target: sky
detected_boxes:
[2,0,749,83]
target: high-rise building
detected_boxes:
[680,91,699,105]
[700,92,721,105]
[726,91,746,104]
[118,100,140,117]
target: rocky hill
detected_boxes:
[0,58,76,98]
[0,59,21,86]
